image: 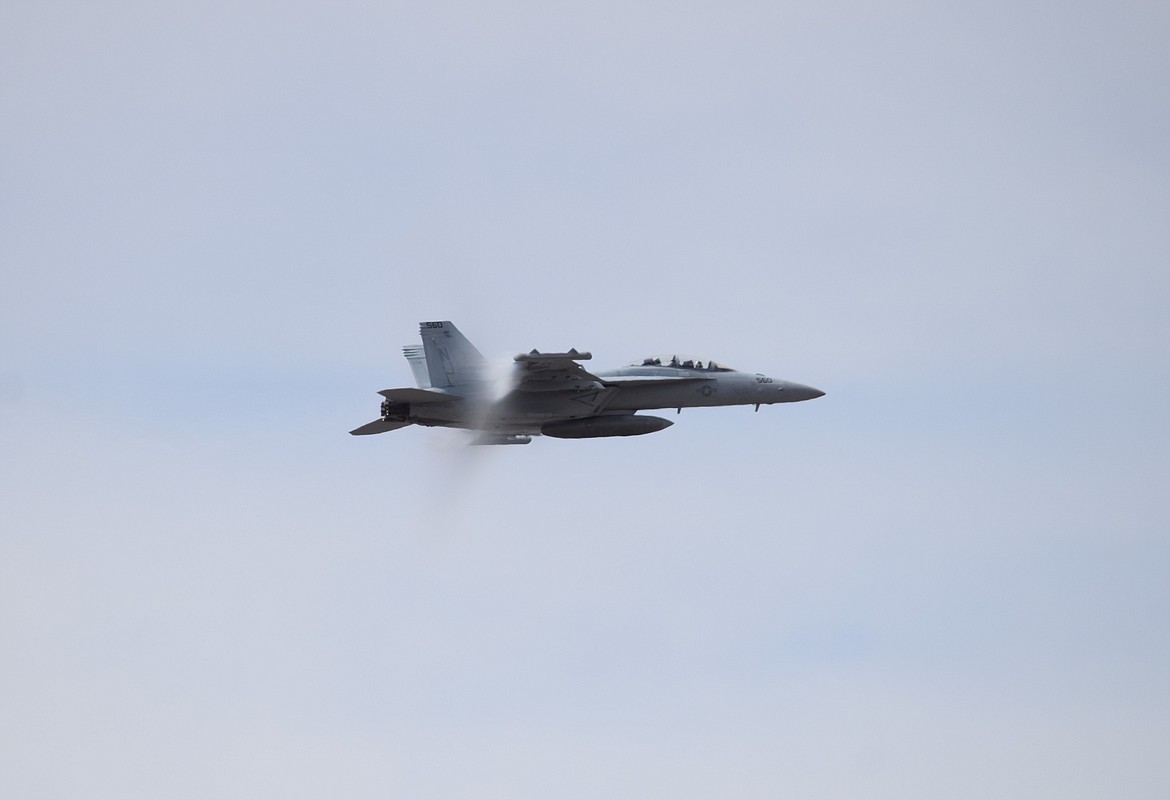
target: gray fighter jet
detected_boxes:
[350,321,824,444]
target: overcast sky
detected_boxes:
[2,2,1169,798]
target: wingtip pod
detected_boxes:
[515,350,592,362]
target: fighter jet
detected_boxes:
[350,321,824,444]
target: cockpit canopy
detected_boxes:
[627,355,736,372]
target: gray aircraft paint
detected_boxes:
[351,321,824,443]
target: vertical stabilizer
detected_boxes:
[418,321,486,388]
[402,345,431,388]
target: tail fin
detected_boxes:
[402,344,431,388]
[418,321,486,388]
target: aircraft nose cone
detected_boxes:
[784,382,825,402]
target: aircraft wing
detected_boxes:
[377,387,460,404]
[513,349,604,391]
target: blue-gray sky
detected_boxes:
[2,2,1168,798]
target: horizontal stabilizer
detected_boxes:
[377,387,459,404]
[350,419,413,436]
